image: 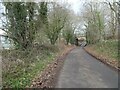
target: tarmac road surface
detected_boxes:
[56,47,118,88]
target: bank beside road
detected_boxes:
[30,45,76,88]
[84,40,119,71]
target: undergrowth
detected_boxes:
[91,40,118,60]
[2,44,59,88]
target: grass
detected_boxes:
[91,40,118,60]
[2,45,59,88]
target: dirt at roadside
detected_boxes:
[84,46,119,71]
[30,45,76,88]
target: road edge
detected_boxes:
[83,47,119,72]
[30,45,76,88]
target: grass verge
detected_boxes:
[84,40,118,70]
[2,45,58,88]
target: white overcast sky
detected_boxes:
[66,0,84,14]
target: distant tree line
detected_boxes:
[82,1,118,44]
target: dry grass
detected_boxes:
[2,44,59,88]
[84,40,118,70]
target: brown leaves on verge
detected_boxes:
[84,46,119,71]
[30,45,76,88]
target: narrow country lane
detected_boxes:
[56,47,118,88]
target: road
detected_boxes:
[56,47,118,88]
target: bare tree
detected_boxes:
[82,2,105,44]
[45,3,68,45]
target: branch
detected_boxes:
[116,2,120,6]
[0,34,19,44]
[0,28,11,35]
[108,2,116,12]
